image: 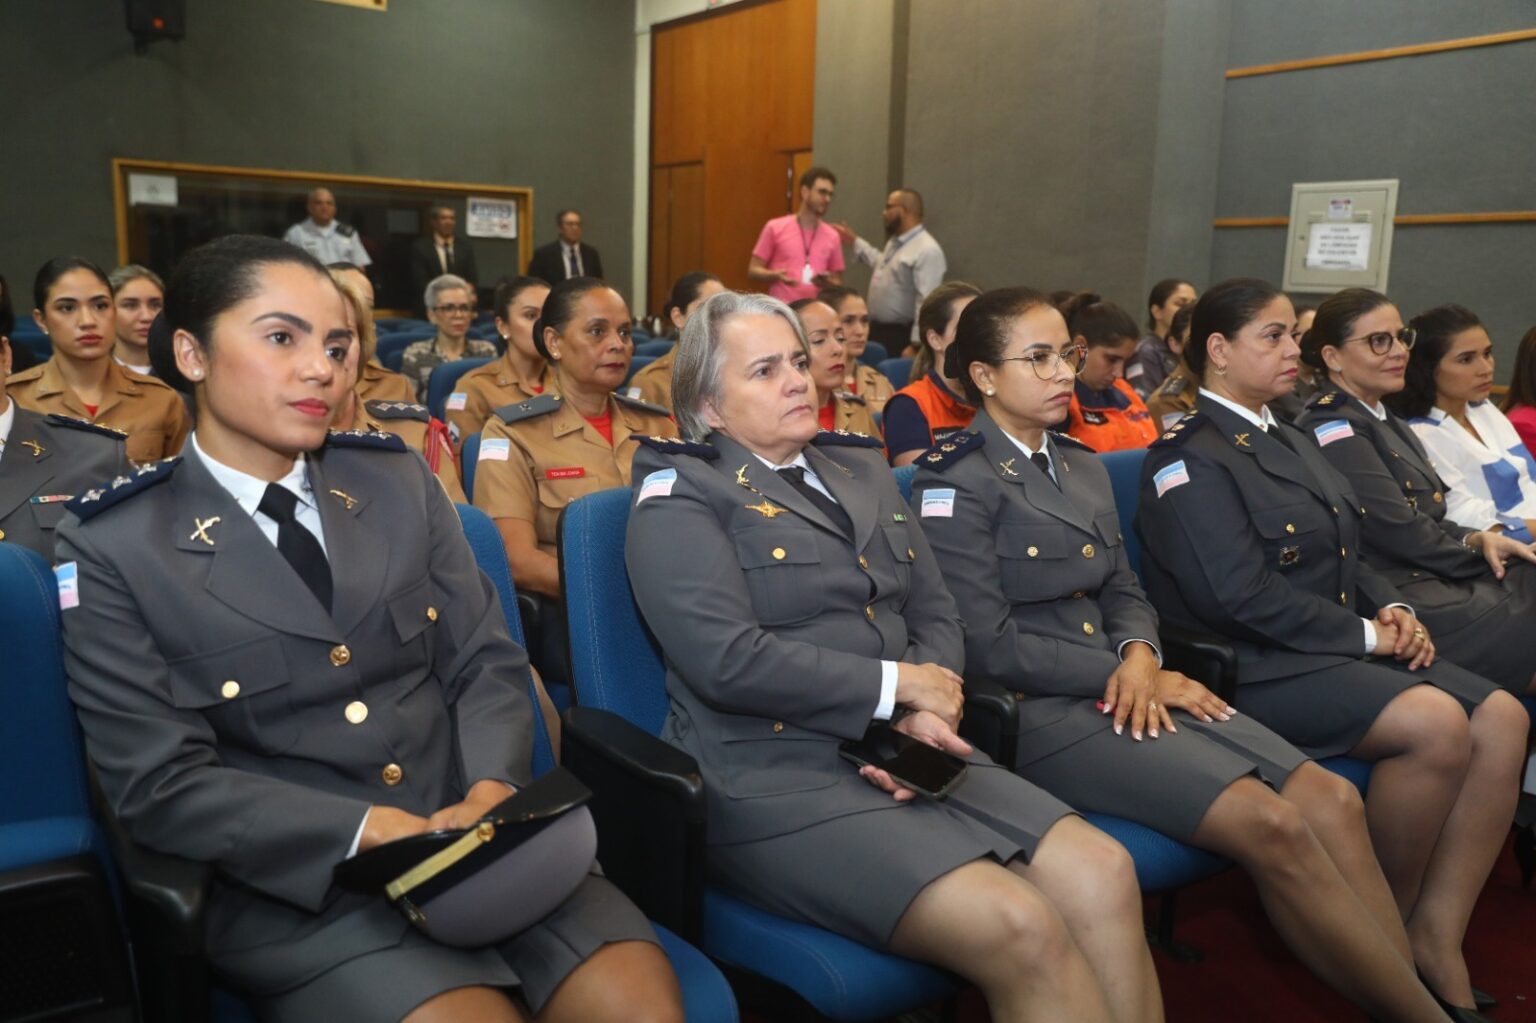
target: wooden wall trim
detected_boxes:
[1214,211,1536,229]
[1226,27,1536,79]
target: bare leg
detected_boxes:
[1407,692,1529,1008]
[1349,684,1471,916]
[1191,776,1444,1022]
[889,858,1116,1023]
[536,940,683,1023]
[1011,817,1164,1023]
[404,986,526,1023]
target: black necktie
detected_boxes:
[1267,424,1297,454]
[1029,451,1058,487]
[777,466,853,540]
[258,484,333,611]
[567,247,580,278]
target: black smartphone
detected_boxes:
[838,723,968,800]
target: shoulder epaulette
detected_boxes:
[1049,432,1095,453]
[1162,375,1189,398]
[634,434,719,460]
[812,429,882,449]
[493,393,563,425]
[612,391,670,417]
[364,399,430,423]
[1307,389,1344,410]
[915,430,984,471]
[1149,411,1208,448]
[46,414,127,440]
[336,222,356,237]
[68,458,181,521]
[834,390,867,407]
[326,429,408,452]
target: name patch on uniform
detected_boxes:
[1153,460,1190,498]
[446,391,468,411]
[1313,419,1354,447]
[30,495,72,504]
[1161,412,1185,430]
[920,488,956,518]
[546,467,586,480]
[637,468,677,503]
[478,438,511,462]
[55,562,79,610]
[626,386,643,400]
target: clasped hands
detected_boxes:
[359,778,514,853]
[1370,606,1435,670]
[1101,642,1234,742]
[860,663,970,802]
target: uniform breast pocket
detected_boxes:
[386,578,439,684]
[165,634,299,754]
[1093,511,1123,551]
[125,430,169,465]
[1250,502,1318,572]
[878,523,916,592]
[28,500,67,532]
[535,473,604,540]
[995,522,1069,602]
[732,526,825,626]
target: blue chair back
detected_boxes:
[1097,448,1148,576]
[427,357,493,420]
[377,330,433,372]
[0,545,93,823]
[625,355,658,386]
[460,433,482,501]
[634,339,674,358]
[558,489,670,735]
[374,317,431,333]
[877,357,913,389]
[893,464,916,503]
[858,340,889,367]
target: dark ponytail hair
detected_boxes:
[1146,278,1193,331]
[1055,291,1139,349]
[1386,303,1485,420]
[33,256,112,310]
[149,235,335,393]
[1501,326,1536,414]
[532,276,612,360]
[946,286,1054,403]
[1184,277,1285,381]
[664,272,722,337]
[1299,288,1392,373]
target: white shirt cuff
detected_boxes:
[875,661,899,720]
[1117,638,1162,666]
[345,808,370,859]
[1361,618,1377,655]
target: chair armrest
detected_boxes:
[562,706,706,942]
[958,677,1020,770]
[1161,626,1239,704]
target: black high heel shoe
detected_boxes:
[1471,986,1497,1012]
[1516,822,1535,890]
[1419,971,1497,1023]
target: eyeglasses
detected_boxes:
[1342,327,1416,355]
[433,303,475,316]
[994,344,1087,380]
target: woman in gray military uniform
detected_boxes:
[1136,277,1528,1021]
[914,286,1453,1022]
[57,236,680,1023]
[1296,288,1536,696]
[627,289,1163,1023]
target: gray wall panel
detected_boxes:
[1227,1,1536,68]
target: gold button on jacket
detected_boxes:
[330,644,352,666]
[381,763,404,785]
[221,680,241,699]
[344,701,368,724]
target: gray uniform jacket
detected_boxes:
[625,430,983,846]
[911,411,1160,765]
[1136,397,1406,683]
[1,407,127,561]
[57,433,532,996]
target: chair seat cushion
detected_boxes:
[1318,755,1373,794]
[653,922,739,1023]
[1082,813,1230,892]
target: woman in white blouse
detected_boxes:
[1388,303,1536,543]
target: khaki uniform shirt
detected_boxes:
[7,357,189,464]
[444,352,555,446]
[827,391,882,439]
[473,392,677,554]
[849,363,896,414]
[627,348,676,412]
[357,400,467,504]
[1145,360,1198,431]
[355,361,416,405]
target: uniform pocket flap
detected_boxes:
[387,579,437,643]
[996,522,1068,560]
[1093,511,1123,547]
[1251,503,1316,540]
[881,523,915,562]
[166,634,291,710]
[717,715,828,743]
[28,500,68,530]
[733,531,822,569]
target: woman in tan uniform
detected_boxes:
[328,263,416,405]
[473,277,675,598]
[819,284,896,414]
[628,272,723,412]
[9,257,188,463]
[1144,305,1196,430]
[445,275,554,446]
[790,298,880,437]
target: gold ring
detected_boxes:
[1413,627,1425,638]
[1147,701,1158,709]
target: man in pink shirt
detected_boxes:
[748,166,845,302]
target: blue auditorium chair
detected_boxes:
[626,354,658,385]
[426,356,493,420]
[460,432,481,500]
[877,356,913,389]
[557,488,961,1020]
[857,340,888,367]
[635,339,675,358]
[376,328,435,372]
[0,544,136,1020]
[10,317,51,363]
[373,317,430,333]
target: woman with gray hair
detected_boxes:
[626,290,1164,1023]
[401,273,497,399]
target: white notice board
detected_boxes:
[1282,179,1399,293]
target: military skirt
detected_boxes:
[1397,565,1536,697]
[706,759,1074,949]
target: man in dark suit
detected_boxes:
[408,204,479,315]
[527,209,604,283]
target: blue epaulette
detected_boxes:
[1049,432,1095,453]
[612,392,670,417]
[635,434,719,460]
[915,430,984,471]
[68,458,181,521]
[493,393,563,424]
[812,429,882,449]
[1149,411,1207,448]
[1307,390,1344,410]
[326,429,408,452]
[47,414,127,440]
[364,399,430,423]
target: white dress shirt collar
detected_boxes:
[753,449,835,498]
[997,426,1056,481]
[192,434,314,517]
[1199,387,1279,431]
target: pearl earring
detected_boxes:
[190,369,202,379]
[985,389,996,396]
